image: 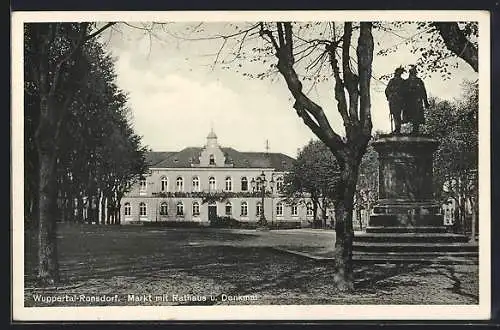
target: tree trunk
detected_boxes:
[459,194,467,235]
[322,196,328,228]
[87,195,94,224]
[116,202,121,225]
[36,94,60,284]
[357,206,363,231]
[312,199,319,227]
[333,162,358,292]
[106,195,113,225]
[470,197,476,242]
[77,196,83,223]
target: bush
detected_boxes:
[269,221,302,229]
[142,221,208,228]
[209,216,242,228]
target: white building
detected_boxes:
[120,130,315,228]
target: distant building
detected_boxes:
[120,129,315,227]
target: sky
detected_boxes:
[99,21,478,158]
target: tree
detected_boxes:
[184,21,373,291]
[283,140,340,228]
[421,80,478,236]
[24,22,121,285]
[155,20,373,290]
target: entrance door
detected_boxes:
[208,203,217,221]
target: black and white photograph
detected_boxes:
[11,11,491,321]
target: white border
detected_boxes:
[11,10,491,321]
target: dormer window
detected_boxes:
[209,154,215,165]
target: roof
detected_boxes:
[145,152,176,167]
[150,147,295,171]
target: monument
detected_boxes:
[353,65,476,263]
[369,64,442,232]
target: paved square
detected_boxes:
[24,225,478,306]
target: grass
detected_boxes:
[23,224,479,306]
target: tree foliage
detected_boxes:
[377,21,478,81]
[283,139,341,226]
[24,22,146,284]
[421,80,478,232]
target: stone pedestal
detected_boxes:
[352,134,477,264]
[368,134,443,232]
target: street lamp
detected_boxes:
[251,171,271,229]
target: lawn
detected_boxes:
[23,224,479,306]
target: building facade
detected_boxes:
[121,130,315,227]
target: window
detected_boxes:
[209,154,215,165]
[256,202,262,216]
[124,203,131,216]
[241,177,248,191]
[160,177,168,192]
[160,202,168,216]
[241,201,248,216]
[291,204,298,216]
[139,178,147,194]
[139,202,147,217]
[192,176,200,192]
[225,202,232,216]
[276,177,284,192]
[225,176,232,191]
[209,176,216,191]
[276,202,283,216]
[306,202,313,216]
[176,201,184,216]
[176,177,184,192]
[192,202,200,216]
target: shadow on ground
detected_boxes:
[23,225,479,306]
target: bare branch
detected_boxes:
[357,22,374,135]
[294,42,323,63]
[269,22,345,153]
[259,23,280,52]
[328,45,350,130]
[84,22,117,42]
[294,103,328,141]
[235,29,250,57]
[277,22,285,48]
[304,54,328,95]
[342,22,360,125]
[212,38,227,70]
[305,49,328,72]
[168,23,260,42]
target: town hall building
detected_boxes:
[120,130,315,227]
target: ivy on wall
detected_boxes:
[151,191,273,204]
